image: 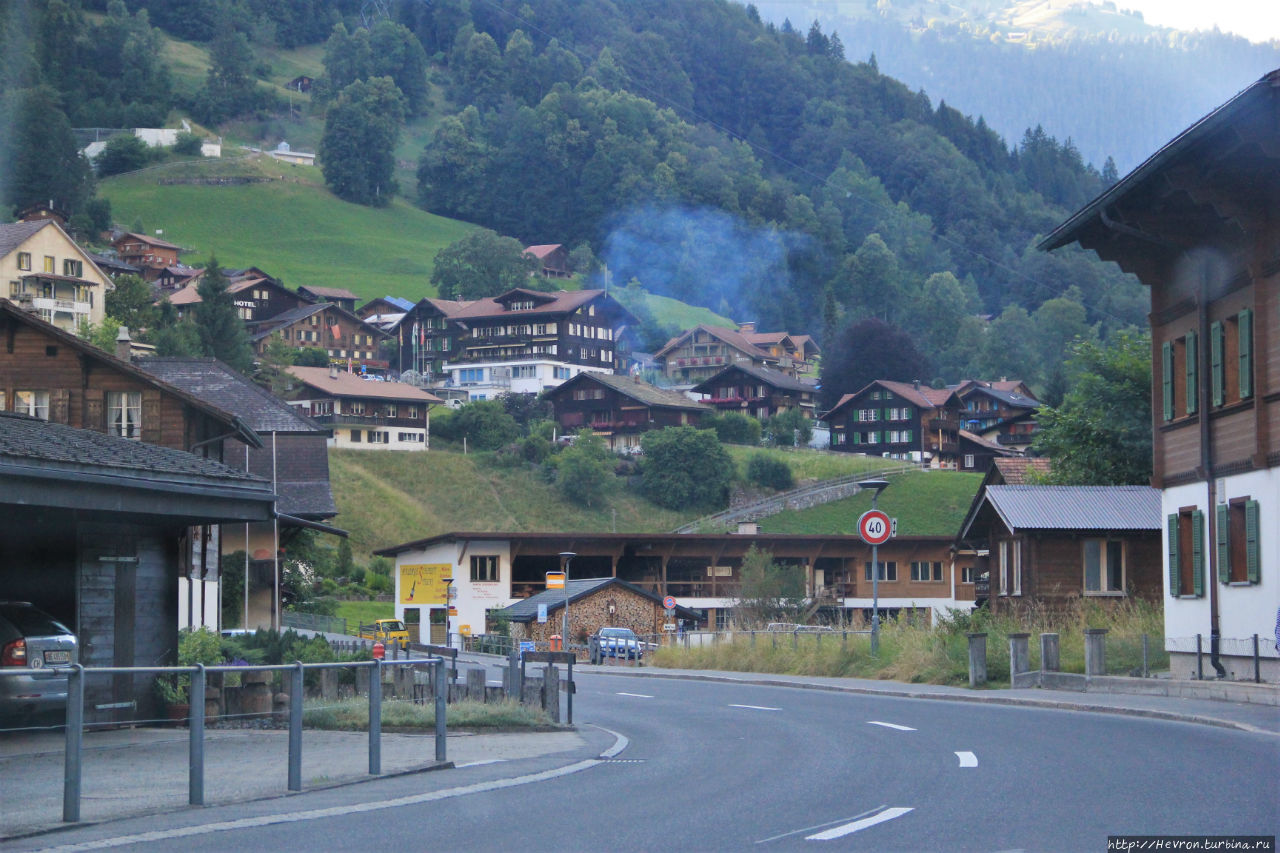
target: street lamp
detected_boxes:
[441,577,453,648]
[857,478,890,655]
[559,552,575,652]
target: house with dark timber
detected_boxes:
[545,371,711,451]
[692,362,817,421]
[249,302,390,371]
[826,380,963,467]
[1040,68,1279,681]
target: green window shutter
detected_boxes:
[1185,331,1198,415]
[905,429,912,443]
[1238,309,1253,399]
[1210,321,1224,407]
[1162,341,1174,421]
[1167,514,1181,596]
[1215,503,1230,583]
[1244,500,1260,584]
[1191,509,1205,596]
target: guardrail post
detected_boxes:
[433,659,447,763]
[190,664,206,805]
[1084,628,1108,676]
[1196,633,1204,679]
[566,656,574,725]
[63,663,84,823]
[1040,633,1060,672]
[1008,633,1030,685]
[369,660,382,775]
[288,661,304,791]
[1253,634,1261,683]
[966,632,987,687]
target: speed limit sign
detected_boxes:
[858,509,892,545]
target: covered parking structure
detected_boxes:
[0,412,275,725]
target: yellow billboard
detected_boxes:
[399,563,452,605]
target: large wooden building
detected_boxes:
[827,380,963,468]
[1041,68,1279,681]
[545,371,711,451]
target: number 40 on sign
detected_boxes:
[857,509,893,545]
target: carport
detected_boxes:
[0,412,275,724]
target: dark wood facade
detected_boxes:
[692,363,816,420]
[827,380,962,466]
[251,303,390,369]
[545,372,709,449]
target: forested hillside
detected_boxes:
[755,0,1280,173]
[1,0,1151,397]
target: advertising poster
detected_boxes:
[398,563,452,605]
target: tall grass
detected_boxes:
[650,598,1167,686]
[303,697,551,730]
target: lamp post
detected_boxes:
[857,478,890,655]
[559,552,575,652]
[441,577,453,648]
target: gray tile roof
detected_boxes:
[0,411,268,484]
[984,485,1161,532]
[693,362,813,394]
[0,220,51,260]
[555,372,709,411]
[137,358,326,434]
[498,576,700,622]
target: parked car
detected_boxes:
[589,627,645,664]
[0,601,78,722]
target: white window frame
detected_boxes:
[998,541,1008,596]
[1083,538,1125,595]
[470,555,499,582]
[107,391,142,439]
[13,390,50,420]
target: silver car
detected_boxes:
[0,601,78,722]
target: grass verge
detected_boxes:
[303,697,552,730]
[334,600,394,629]
[649,598,1167,685]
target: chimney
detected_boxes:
[737,321,756,333]
[329,364,339,379]
[913,379,921,390]
[115,327,132,361]
[736,521,758,535]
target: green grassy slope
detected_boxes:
[760,470,983,537]
[101,160,475,301]
[329,448,696,559]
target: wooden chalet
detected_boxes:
[250,302,390,370]
[826,380,962,467]
[166,270,309,323]
[954,380,1041,452]
[958,429,1016,474]
[692,362,817,421]
[1,219,112,329]
[282,365,442,450]
[655,324,781,384]
[957,484,1163,612]
[1040,68,1279,681]
[297,284,359,313]
[357,295,414,321]
[396,288,636,399]
[112,232,182,279]
[737,322,820,376]
[544,371,710,451]
[524,244,571,278]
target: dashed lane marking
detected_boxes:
[867,721,916,731]
[615,692,653,698]
[729,704,782,711]
[955,751,978,767]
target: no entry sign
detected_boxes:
[858,509,892,545]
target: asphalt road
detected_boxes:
[12,671,1278,852]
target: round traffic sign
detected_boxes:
[858,509,892,545]
[663,595,676,610]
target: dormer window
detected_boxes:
[509,300,535,311]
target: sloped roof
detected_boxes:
[958,382,1040,409]
[549,371,709,411]
[958,429,1009,453]
[285,366,443,403]
[299,285,359,300]
[828,380,952,418]
[692,362,813,394]
[524,244,563,259]
[114,231,182,251]
[654,324,772,361]
[449,289,626,321]
[0,411,266,485]
[978,485,1160,534]
[363,295,414,312]
[136,358,326,434]
[498,576,699,622]
[166,276,259,306]
[0,220,53,258]
[992,457,1052,485]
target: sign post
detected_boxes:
[856,478,892,655]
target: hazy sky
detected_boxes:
[1120,0,1280,43]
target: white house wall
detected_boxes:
[1163,469,1278,679]
[393,540,518,647]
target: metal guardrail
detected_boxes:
[282,611,348,635]
[672,462,918,533]
[0,657,446,824]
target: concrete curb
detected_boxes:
[585,668,1280,736]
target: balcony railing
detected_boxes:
[309,413,425,428]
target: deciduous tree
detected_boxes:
[640,426,733,510]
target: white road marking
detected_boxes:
[729,704,781,711]
[806,807,913,841]
[615,691,653,698]
[454,759,507,768]
[35,728,630,852]
[867,721,916,731]
[756,806,887,843]
[955,751,978,768]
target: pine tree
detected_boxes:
[195,258,255,373]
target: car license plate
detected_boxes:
[43,650,71,665]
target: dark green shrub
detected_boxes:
[747,453,794,490]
